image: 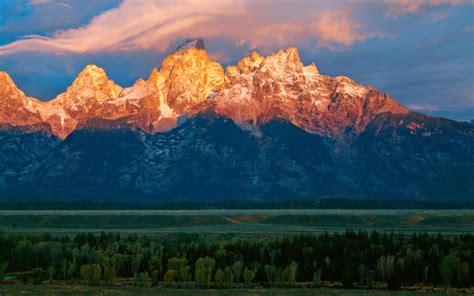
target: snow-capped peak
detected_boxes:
[0,41,410,138]
[81,64,106,78]
[73,65,109,88]
[65,64,122,101]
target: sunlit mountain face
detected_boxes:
[0,39,473,200]
[0,40,409,138]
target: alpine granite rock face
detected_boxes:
[214,48,409,135]
[0,72,48,131]
[0,39,473,200]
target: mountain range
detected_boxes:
[0,39,473,201]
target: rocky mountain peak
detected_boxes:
[285,47,301,63]
[29,65,124,139]
[68,65,122,97]
[150,39,224,113]
[0,71,45,129]
[74,65,107,84]
[173,38,205,54]
[233,51,265,74]
[0,43,471,202]
[0,71,27,102]
[1,41,417,138]
[0,71,28,100]
[0,71,14,86]
[305,63,319,76]
[147,68,160,87]
[80,64,106,78]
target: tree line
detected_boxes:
[0,231,473,289]
[2,199,474,210]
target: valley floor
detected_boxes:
[1,209,473,235]
[0,284,472,296]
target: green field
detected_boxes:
[0,285,470,296]
[0,209,473,234]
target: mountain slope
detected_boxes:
[1,114,471,200]
[0,72,49,132]
[215,48,408,135]
[0,39,409,138]
[0,39,472,200]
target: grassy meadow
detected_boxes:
[0,285,471,296]
[0,209,473,235]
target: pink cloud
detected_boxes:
[245,22,306,49]
[465,25,474,32]
[387,0,468,16]
[313,10,368,48]
[208,51,233,63]
[0,0,385,56]
[29,0,54,4]
[428,0,464,5]
[0,0,243,55]
[408,104,440,111]
[387,0,421,16]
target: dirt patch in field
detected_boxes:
[224,215,271,224]
[406,215,426,225]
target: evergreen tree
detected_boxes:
[243,267,256,287]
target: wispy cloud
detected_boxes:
[408,103,474,121]
[0,0,242,55]
[28,0,53,4]
[0,0,384,56]
[312,9,385,49]
[387,0,468,17]
[408,104,441,111]
[28,0,72,8]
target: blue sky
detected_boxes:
[0,0,473,120]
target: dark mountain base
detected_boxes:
[1,114,473,201]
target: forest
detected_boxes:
[0,231,473,290]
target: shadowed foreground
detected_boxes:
[0,285,470,296]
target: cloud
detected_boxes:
[0,0,382,56]
[407,104,440,111]
[0,0,245,55]
[29,0,53,4]
[387,0,468,16]
[208,51,233,63]
[242,22,306,50]
[0,0,120,46]
[408,103,474,121]
[312,9,384,49]
[28,0,71,8]
[465,25,474,32]
[430,11,451,22]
